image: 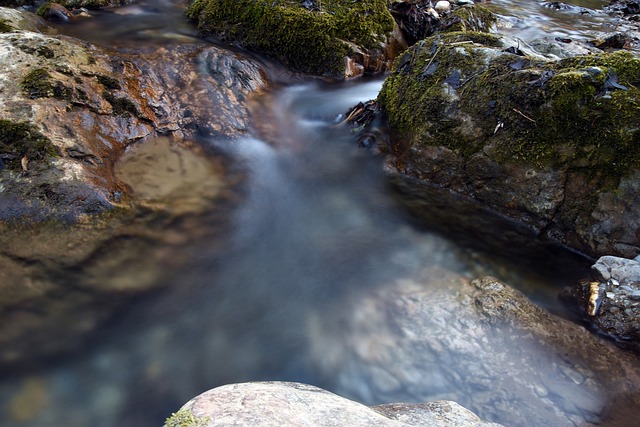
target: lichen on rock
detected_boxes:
[185,0,400,78]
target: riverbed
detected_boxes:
[0,1,636,426]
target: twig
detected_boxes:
[513,108,536,123]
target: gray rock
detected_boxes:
[378,31,640,258]
[165,382,502,427]
[592,255,640,283]
[373,401,503,427]
[566,255,640,349]
[308,272,640,426]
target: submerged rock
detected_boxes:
[378,31,640,258]
[165,382,502,427]
[308,272,640,426]
[185,0,406,79]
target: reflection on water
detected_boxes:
[49,0,200,47]
[2,1,639,427]
[488,0,615,43]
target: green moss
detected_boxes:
[379,34,640,176]
[442,5,497,33]
[96,75,121,90]
[186,0,395,77]
[0,120,59,170]
[0,20,14,33]
[164,408,209,427]
[15,42,56,59]
[103,91,139,117]
[21,68,73,100]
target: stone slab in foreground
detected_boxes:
[165,382,502,427]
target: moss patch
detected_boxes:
[21,68,73,100]
[96,74,121,90]
[103,91,139,117]
[0,20,15,33]
[186,0,395,77]
[164,409,209,427]
[379,33,640,176]
[442,5,497,33]
[0,120,58,170]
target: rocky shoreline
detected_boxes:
[0,1,639,426]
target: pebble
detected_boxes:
[435,0,451,12]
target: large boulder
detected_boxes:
[0,6,266,222]
[0,6,267,368]
[308,272,640,426]
[377,31,640,258]
[165,382,502,427]
[185,0,406,79]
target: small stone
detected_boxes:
[435,1,451,12]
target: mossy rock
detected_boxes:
[186,0,396,78]
[441,5,497,34]
[379,32,640,175]
[21,67,74,99]
[0,120,58,170]
[0,18,14,32]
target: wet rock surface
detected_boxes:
[378,30,640,259]
[0,6,266,222]
[564,255,640,351]
[166,382,502,427]
[309,272,640,426]
[390,2,497,45]
[0,6,266,368]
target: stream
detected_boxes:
[1,1,637,426]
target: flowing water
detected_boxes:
[1,1,638,426]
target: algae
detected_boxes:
[0,120,58,170]
[186,0,395,77]
[442,5,497,33]
[379,33,640,176]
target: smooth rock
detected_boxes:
[165,382,502,427]
[308,271,640,426]
[435,0,451,13]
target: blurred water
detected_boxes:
[488,0,615,43]
[3,1,633,426]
